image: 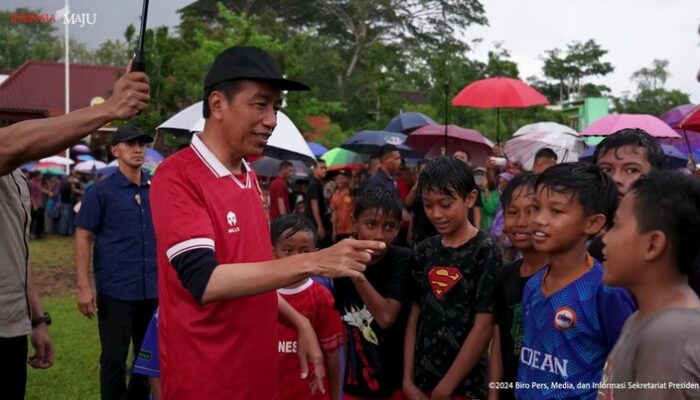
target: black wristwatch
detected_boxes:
[31,312,51,328]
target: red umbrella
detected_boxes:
[405,124,494,164]
[677,105,700,133]
[452,77,549,143]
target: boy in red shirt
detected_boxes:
[273,215,346,400]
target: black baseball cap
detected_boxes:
[110,125,153,146]
[204,46,310,91]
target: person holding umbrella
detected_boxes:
[0,62,149,400]
[149,46,384,400]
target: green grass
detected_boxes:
[26,295,101,400]
[29,235,74,270]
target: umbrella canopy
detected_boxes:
[580,114,681,138]
[452,77,549,109]
[71,144,91,153]
[75,160,107,172]
[385,112,436,134]
[29,162,66,175]
[340,130,418,158]
[157,102,316,163]
[580,143,688,170]
[505,122,583,170]
[677,105,700,132]
[452,77,549,144]
[250,156,310,180]
[320,147,367,168]
[39,155,74,165]
[308,142,328,158]
[76,154,95,162]
[405,124,493,164]
[145,148,164,163]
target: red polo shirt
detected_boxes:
[268,176,289,220]
[151,133,278,399]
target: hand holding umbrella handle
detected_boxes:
[131,52,146,73]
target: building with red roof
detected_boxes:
[0,60,122,126]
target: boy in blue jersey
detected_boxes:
[515,163,635,400]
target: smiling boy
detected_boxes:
[404,157,500,400]
[515,163,635,400]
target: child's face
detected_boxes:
[273,229,317,259]
[601,193,644,286]
[596,145,652,196]
[422,189,476,236]
[504,186,536,250]
[530,186,604,254]
[352,208,399,262]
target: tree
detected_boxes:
[536,39,614,103]
[483,44,519,78]
[0,8,62,69]
[613,59,690,116]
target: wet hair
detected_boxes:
[418,156,477,200]
[593,128,666,170]
[270,214,318,247]
[536,163,619,228]
[629,171,700,275]
[354,187,402,221]
[534,147,558,162]
[502,172,538,209]
[279,160,293,171]
[378,144,399,160]
[202,80,247,118]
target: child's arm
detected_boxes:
[149,377,161,400]
[351,278,403,329]
[403,303,429,400]
[278,295,326,394]
[324,349,342,400]
[432,313,494,400]
[487,325,503,400]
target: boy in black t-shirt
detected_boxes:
[487,173,548,400]
[334,187,414,399]
[404,157,501,400]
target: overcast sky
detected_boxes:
[4,0,700,103]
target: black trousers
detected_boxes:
[97,294,158,400]
[0,335,28,400]
[30,206,45,238]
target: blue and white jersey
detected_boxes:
[515,260,635,400]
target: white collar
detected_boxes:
[190,133,251,189]
[277,278,314,295]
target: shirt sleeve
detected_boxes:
[74,183,102,233]
[474,236,502,313]
[150,167,216,272]
[597,285,636,348]
[385,248,415,303]
[311,285,346,352]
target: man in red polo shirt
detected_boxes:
[150,46,384,400]
[269,160,292,220]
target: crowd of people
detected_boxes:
[1,45,700,400]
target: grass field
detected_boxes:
[26,236,102,399]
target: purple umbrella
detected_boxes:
[658,104,700,156]
[405,124,494,165]
[581,114,681,138]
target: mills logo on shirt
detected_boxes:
[226,211,240,234]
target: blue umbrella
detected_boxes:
[385,112,436,134]
[307,142,328,158]
[20,162,36,171]
[76,154,95,162]
[580,144,688,169]
[340,130,419,158]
